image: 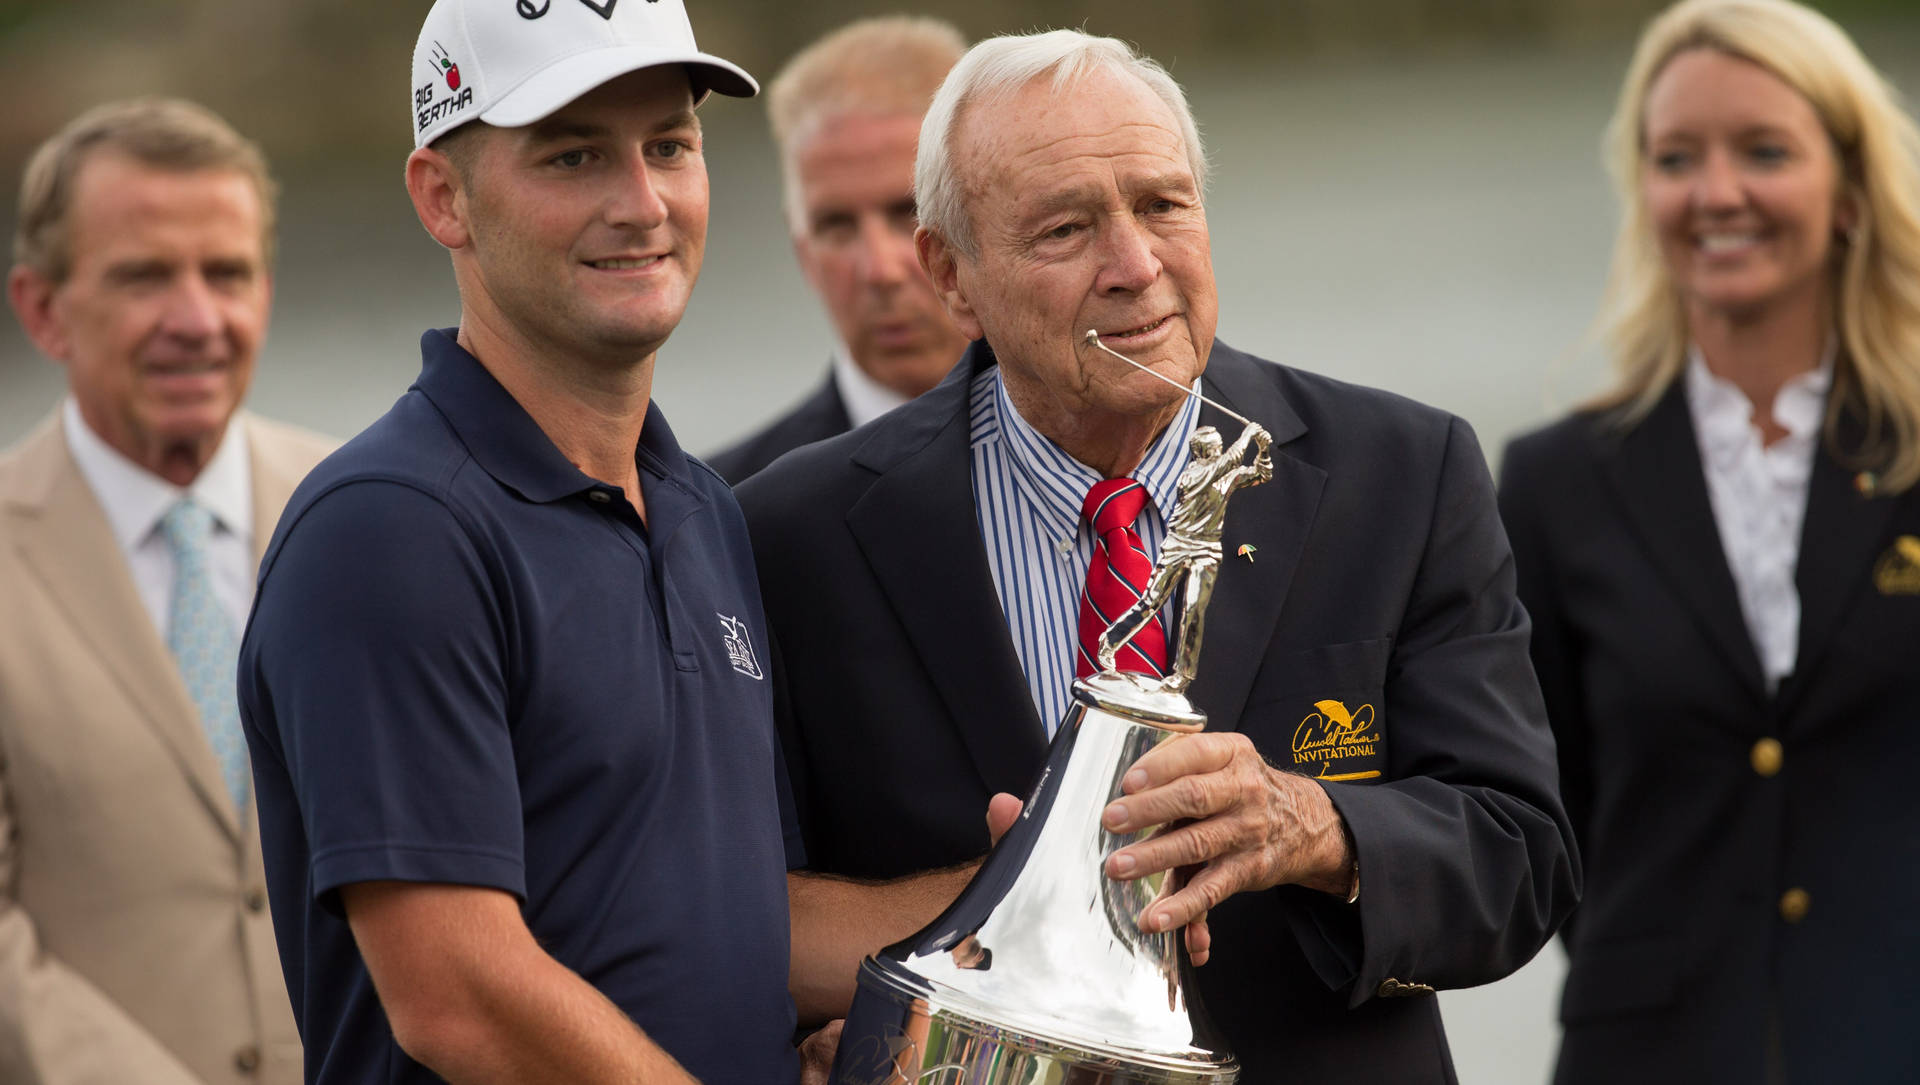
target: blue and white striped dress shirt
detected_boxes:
[969,365,1201,733]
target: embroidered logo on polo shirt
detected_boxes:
[1291,699,1383,781]
[717,613,764,679]
[1873,535,1920,596]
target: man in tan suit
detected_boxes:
[0,99,331,1085]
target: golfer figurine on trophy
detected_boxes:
[1096,423,1273,695]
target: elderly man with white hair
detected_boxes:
[753,28,1579,1082]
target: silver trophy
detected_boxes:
[825,336,1272,1085]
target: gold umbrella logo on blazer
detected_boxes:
[1291,698,1383,781]
[1873,535,1920,595]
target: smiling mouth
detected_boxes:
[1696,232,1762,253]
[586,256,662,270]
[147,360,226,375]
[1100,315,1173,341]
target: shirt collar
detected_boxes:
[410,329,674,500]
[62,396,253,551]
[986,365,1201,529]
[1684,344,1834,466]
[830,345,911,429]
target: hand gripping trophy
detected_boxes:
[827,334,1263,1085]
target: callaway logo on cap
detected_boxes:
[410,0,757,148]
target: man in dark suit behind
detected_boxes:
[706,16,970,483]
[743,30,1579,1083]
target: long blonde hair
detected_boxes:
[1593,0,1920,493]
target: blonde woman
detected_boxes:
[1498,1,1920,1081]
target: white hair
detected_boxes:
[914,29,1208,258]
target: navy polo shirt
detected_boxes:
[238,330,802,1085]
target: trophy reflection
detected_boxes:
[826,420,1270,1085]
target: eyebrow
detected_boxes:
[102,257,173,281]
[1025,184,1102,220]
[1022,170,1197,219]
[1647,120,1801,143]
[524,109,701,145]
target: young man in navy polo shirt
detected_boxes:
[237,2,813,1081]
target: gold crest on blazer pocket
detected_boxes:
[1292,698,1384,781]
[1250,638,1391,783]
[1873,535,1920,595]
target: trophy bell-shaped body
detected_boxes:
[826,680,1239,1085]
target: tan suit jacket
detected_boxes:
[0,410,333,1085]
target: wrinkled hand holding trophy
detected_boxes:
[826,333,1274,1085]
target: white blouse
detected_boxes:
[1684,348,1832,692]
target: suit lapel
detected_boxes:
[844,348,1049,796]
[245,414,306,568]
[5,417,241,840]
[804,370,854,438]
[1787,409,1902,704]
[1600,385,1767,698]
[1187,345,1325,732]
[243,417,313,833]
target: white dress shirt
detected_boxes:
[1685,349,1832,692]
[63,398,256,638]
[831,346,912,429]
[970,366,1201,731]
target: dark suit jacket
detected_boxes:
[707,369,850,485]
[1500,384,1920,1085]
[738,340,1578,1084]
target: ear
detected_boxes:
[7,263,72,363]
[1834,179,1863,241]
[406,146,473,252]
[916,226,983,341]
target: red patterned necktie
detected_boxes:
[1076,478,1169,679]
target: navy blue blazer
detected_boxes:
[706,368,850,485]
[739,340,1578,1084]
[1500,382,1920,1085]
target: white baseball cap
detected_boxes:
[410,0,758,149]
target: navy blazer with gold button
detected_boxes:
[1500,383,1920,1085]
[739,340,1578,1084]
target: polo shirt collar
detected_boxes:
[414,328,699,505]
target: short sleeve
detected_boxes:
[245,479,524,910]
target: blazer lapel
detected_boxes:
[1786,409,1902,704]
[803,370,854,438]
[844,347,1050,797]
[1187,344,1325,732]
[1599,385,1767,699]
[245,413,308,568]
[5,416,241,840]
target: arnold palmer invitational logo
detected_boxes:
[1291,698,1383,782]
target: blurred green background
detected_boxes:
[4,0,1914,192]
[2,4,1918,1077]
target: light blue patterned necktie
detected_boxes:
[157,500,249,811]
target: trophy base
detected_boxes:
[831,957,1237,1085]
